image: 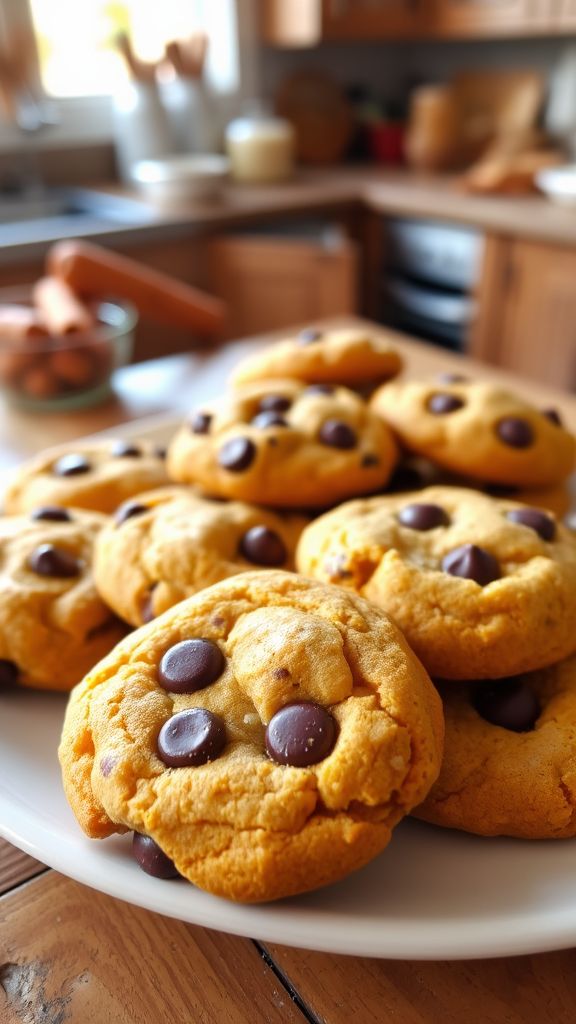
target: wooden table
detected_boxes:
[2,319,576,1024]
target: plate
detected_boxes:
[2,420,576,961]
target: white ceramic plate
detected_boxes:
[2,419,576,961]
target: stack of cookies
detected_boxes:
[3,321,576,903]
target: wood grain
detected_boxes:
[0,872,307,1024]
[0,840,44,896]
[263,942,576,1024]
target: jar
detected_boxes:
[225,112,295,183]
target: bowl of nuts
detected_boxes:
[0,283,137,411]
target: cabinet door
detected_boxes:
[206,232,358,339]
[432,0,549,34]
[322,0,425,39]
[471,236,576,389]
[556,0,576,27]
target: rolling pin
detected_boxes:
[47,239,226,338]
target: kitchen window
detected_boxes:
[0,0,253,148]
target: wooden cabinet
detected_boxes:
[470,235,576,389]
[206,230,358,338]
[432,0,549,35]
[322,0,425,39]
[260,0,568,41]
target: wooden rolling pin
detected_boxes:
[47,240,226,339]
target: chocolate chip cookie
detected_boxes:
[4,439,170,515]
[58,570,444,902]
[296,486,576,679]
[371,379,575,487]
[230,325,403,389]
[94,487,308,626]
[415,657,576,838]
[167,379,397,508]
[0,507,125,691]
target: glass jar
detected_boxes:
[225,111,295,183]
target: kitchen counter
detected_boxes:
[4,165,576,266]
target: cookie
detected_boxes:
[0,507,125,691]
[296,486,576,679]
[230,325,403,389]
[415,657,576,838]
[371,379,575,487]
[58,570,443,903]
[167,379,397,508]
[94,487,308,627]
[3,438,170,515]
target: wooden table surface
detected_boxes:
[2,318,576,1024]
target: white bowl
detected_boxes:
[536,165,576,207]
[131,154,230,204]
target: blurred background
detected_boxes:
[1,0,576,394]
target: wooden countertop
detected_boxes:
[5,166,576,267]
[109,166,576,247]
[2,318,576,1023]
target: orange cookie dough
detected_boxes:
[59,571,443,903]
[296,486,576,680]
[231,325,403,389]
[415,658,576,838]
[167,379,397,508]
[4,438,170,515]
[371,379,575,487]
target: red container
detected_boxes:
[367,120,405,165]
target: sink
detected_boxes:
[0,186,157,247]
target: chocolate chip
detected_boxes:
[258,394,292,413]
[158,638,225,693]
[28,544,81,578]
[239,526,287,566]
[157,708,227,767]
[472,679,541,732]
[273,667,291,681]
[437,372,468,384]
[427,393,464,415]
[506,508,556,541]
[52,453,91,476]
[319,420,357,449]
[441,544,500,585]
[251,411,289,429]
[154,446,167,459]
[190,411,212,435]
[496,417,534,448]
[111,441,142,458]
[541,408,563,427]
[30,506,73,522]
[305,384,335,395]
[266,702,337,767]
[115,501,148,526]
[0,659,18,688]
[398,503,450,531]
[132,833,180,879]
[218,437,256,472]
[298,328,323,345]
[361,453,380,467]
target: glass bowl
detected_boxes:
[0,286,137,412]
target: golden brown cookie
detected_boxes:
[167,379,397,508]
[415,658,576,838]
[296,486,576,680]
[230,325,403,389]
[371,379,575,487]
[94,487,308,626]
[58,570,443,903]
[0,506,125,691]
[3,438,170,515]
